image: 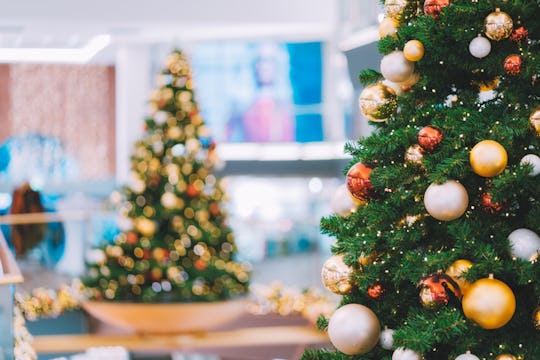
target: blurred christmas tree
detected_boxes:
[83,50,250,303]
[304,1,539,359]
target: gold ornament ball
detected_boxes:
[384,0,408,20]
[485,9,513,41]
[327,304,381,355]
[534,306,540,330]
[321,255,354,294]
[403,40,424,62]
[381,51,415,83]
[135,217,157,237]
[530,107,540,135]
[379,17,399,38]
[358,83,398,122]
[495,355,517,360]
[424,180,469,221]
[470,140,507,177]
[462,275,516,329]
[445,259,473,295]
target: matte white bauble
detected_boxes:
[424,180,469,221]
[520,154,540,176]
[508,228,540,261]
[379,328,395,350]
[381,51,415,83]
[328,304,381,355]
[392,347,423,360]
[331,184,359,216]
[455,351,480,360]
[469,35,491,58]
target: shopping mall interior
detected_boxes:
[0,1,384,359]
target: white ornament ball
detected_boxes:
[331,184,360,216]
[161,192,178,209]
[381,51,415,83]
[469,35,491,59]
[328,304,381,355]
[392,347,422,360]
[455,351,480,360]
[153,111,169,124]
[379,328,395,350]
[116,215,133,232]
[508,228,540,261]
[520,154,540,176]
[424,180,469,221]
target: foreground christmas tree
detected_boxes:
[305,1,539,359]
[83,50,250,303]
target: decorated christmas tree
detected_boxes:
[304,1,539,359]
[83,50,250,303]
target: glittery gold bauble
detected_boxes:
[328,304,380,355]
[403,40,424,62]
[530,107,540,135]
[470,140,507,177]
[533,306,540,330]
[358,83,398,122]
[405,144,424,164]
[379,17,399,38]
[321,255,354,294]
[485,9,513,41]
[495,354,517,360]
[424,0,450,18]
[384,0,408,20]
[346,162,375,201]
[462,275,516,329]
[445,259,473,295]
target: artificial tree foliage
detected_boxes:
[304,0,539,359]
[83,50,250,303]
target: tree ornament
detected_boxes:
[381,50,415,83]
[403,40,424,62]
[508,228,540,262]
[520,154,540,176]
[423,0,450,18]
[358,252,377,266]
[495,355,517,360]
[418,272,461,309]
[485,9,513,41]
[367,283,385,300]
[455,351,480,360]
[331,184,362,216]
[424,180,468,221]
[321,254,354,294]
[392,347,422,360]
[462,275,516,329]
[400,72,420,89]
[160,192,179,209]
[510,26,528,43]
[327,304,381,355]
[358,83,398,122]
[469,35,491,58]
[445,259,473,295]
[405,144,424,165]
[379,327,395,350]
[469,140,507,177]
[479,192,503,214]
[533,306,540,330]
[383,79,404,96]
[478,77,499,92]
[346,162,375,201]
[504,54,522,75]
[384,0,408,20]
[529,107,540,135]
[135,217,157,237]
[418,125,443,152]
[379,17,399,38]
[186,183,200,197]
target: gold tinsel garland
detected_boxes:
[13,280,337,359]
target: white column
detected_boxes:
[115,45,152,185]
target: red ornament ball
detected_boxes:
[346,162,375,201]
[510,26,528,43]
[424,0,450,18]
[418,125,443,152]
[504,54,522,75]
[480,192,503,213]
[367,284,385,300]
[418,272,461,310]
[186,183,200,197]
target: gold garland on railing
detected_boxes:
[13,280,337,359]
